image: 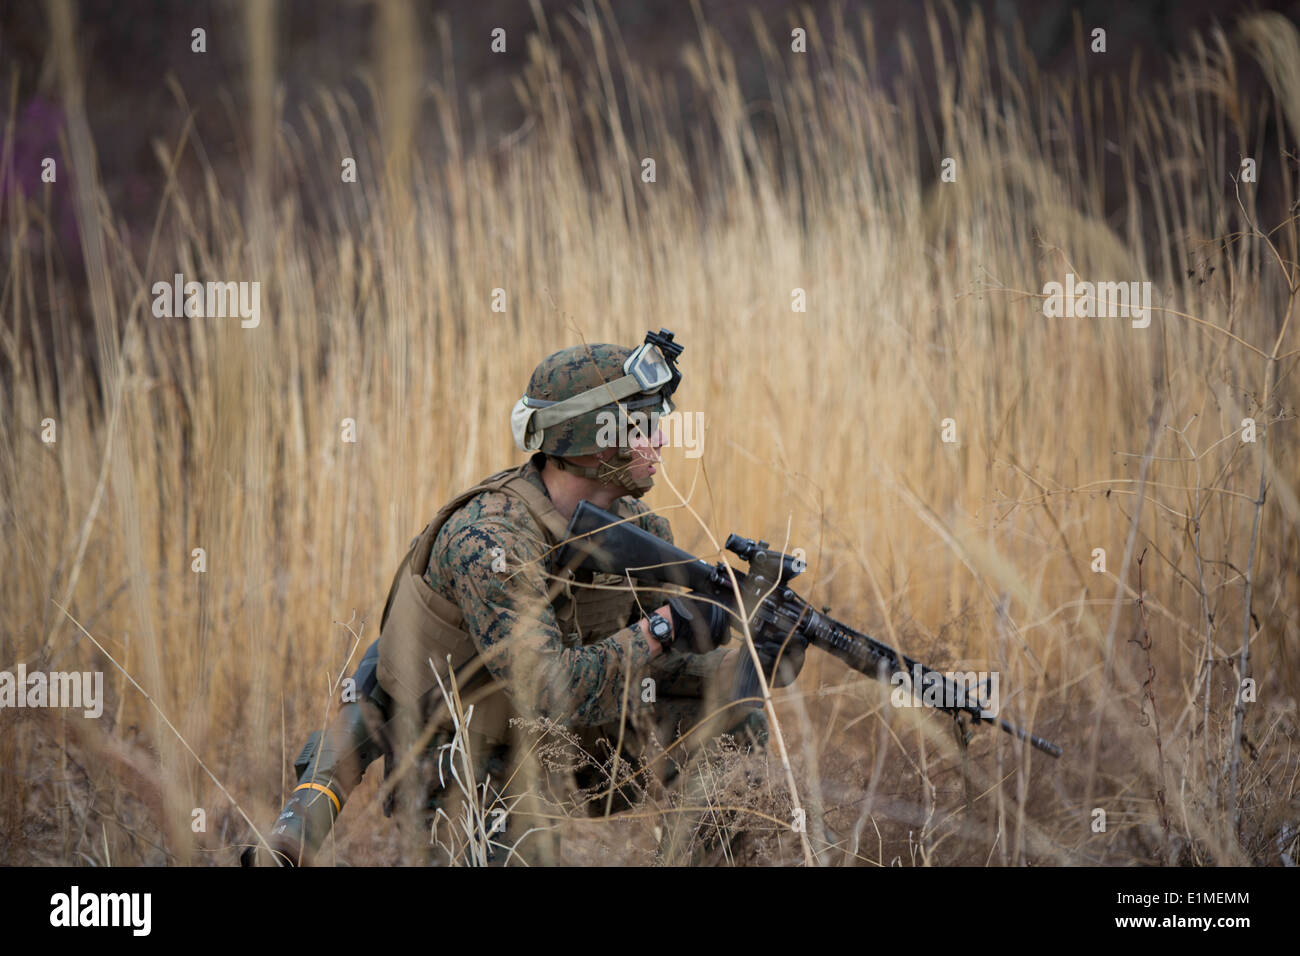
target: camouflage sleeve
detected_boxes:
[435,517,654,727]
[633,507,674,545]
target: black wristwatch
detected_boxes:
[646,612,673,648]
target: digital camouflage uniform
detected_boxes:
[371,336,768,865]
[415,451,753,864]
[429,454,721,727]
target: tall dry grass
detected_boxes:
[2,1,1298,865]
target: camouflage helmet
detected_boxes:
[511,331,682,459]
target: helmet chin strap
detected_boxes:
[556,448,654,498]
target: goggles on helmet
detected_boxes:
[623,341,673,392]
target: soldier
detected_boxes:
[255,330,804,867]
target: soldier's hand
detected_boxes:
[667,595,729,653]
[754,630,807,687]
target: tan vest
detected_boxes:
[375,461,641,751]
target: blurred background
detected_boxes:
[2,0,1299,866]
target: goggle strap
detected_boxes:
[528,374,645,429]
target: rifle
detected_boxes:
[556,501,1061,758]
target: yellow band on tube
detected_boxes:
[293,781,341,815]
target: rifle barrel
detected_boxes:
[792,599,1062,758]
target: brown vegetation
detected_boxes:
[2,2,1298,865]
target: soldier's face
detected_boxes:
[623,423,663,479]
[590,422,662,494]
